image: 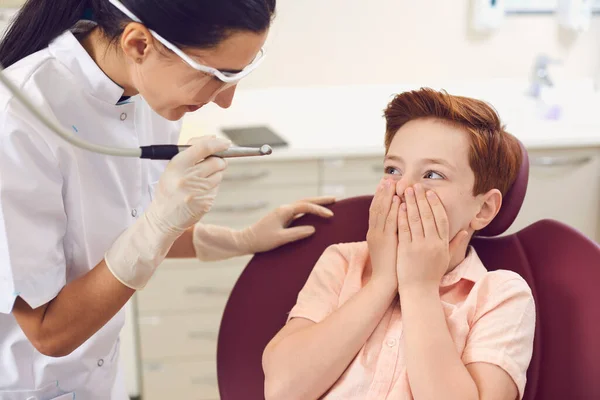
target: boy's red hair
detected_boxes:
[383,88,522,196]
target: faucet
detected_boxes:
[528,54,561,98]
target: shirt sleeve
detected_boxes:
[287,244,349,324]
[0,107,67,314]
[461,275,536,399]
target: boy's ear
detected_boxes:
[470,189,502,231]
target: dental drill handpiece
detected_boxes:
[139,144,273,160]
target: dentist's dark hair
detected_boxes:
[0,0,276,68]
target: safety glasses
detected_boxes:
[107,0,265,84]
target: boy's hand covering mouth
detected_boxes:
[396,184,469,292]
[366,178,401,290]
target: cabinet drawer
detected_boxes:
[223,159,319,186]
[505,148,600,241]
[321,182,376,199]
[138,260,249,314]
[142,360,219,400]
[321,156,384,183]
[159,255,253,270]
[138,312,221,360]
[204,185,320,224]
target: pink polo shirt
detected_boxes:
[287,242,536,400]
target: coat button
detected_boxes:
[386,339,397,347]
[120,113,127,121]
[131,209,138,217]
[98,359,104,367]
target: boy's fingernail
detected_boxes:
[427,190,435,198]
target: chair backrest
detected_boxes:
[473,220,600,399]
[217,140,600,399]
[216,196,373,400]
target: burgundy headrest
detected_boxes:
[477,140,529,237]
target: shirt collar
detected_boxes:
[440,246,487,288]
[48,26,125,105]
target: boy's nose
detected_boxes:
[395,179,409,201]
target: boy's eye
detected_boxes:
[384,166,401,175]
[424,170,444,180]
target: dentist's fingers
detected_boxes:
[175,136,231,167]
[276,225,316,246]
[282,201,334,221]
[296,196,337,206]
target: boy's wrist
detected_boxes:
[398,282,439,301]
[367,276,398,299]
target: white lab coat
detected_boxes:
[0,27,180,399]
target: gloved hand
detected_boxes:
[193,196,336,261]
[105,136,231,289]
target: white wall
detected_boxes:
[1,1,597,89]
[239,0,600,89]
[0,7,18,34]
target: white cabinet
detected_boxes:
[133,158,320,399]
[142,360,220,400]
[505,147,600,241]
[320,156,382,199]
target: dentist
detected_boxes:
[0,0,333,398]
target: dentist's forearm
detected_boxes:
[166,227,196,258]
[167,224,246,260]
[12,260,135,358]
[263,279,397,400]
[400,284,479,400]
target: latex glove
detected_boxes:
[193,196,336,261]
[105,136,231,289]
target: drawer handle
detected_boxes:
[211,200,269,213]
[530,155,592,167]
[144,362,163,372]
[190,376,215,386]
[184,286,230,296]
[188,331,217,340]
[224,170,270,181]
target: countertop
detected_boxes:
[181,81,600,162]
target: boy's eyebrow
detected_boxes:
[423,158,457,171]
[385,154,456,171]
[385,154,403,163]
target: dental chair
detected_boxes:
[216,142,600,400]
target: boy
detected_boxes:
[262,88,536,400]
